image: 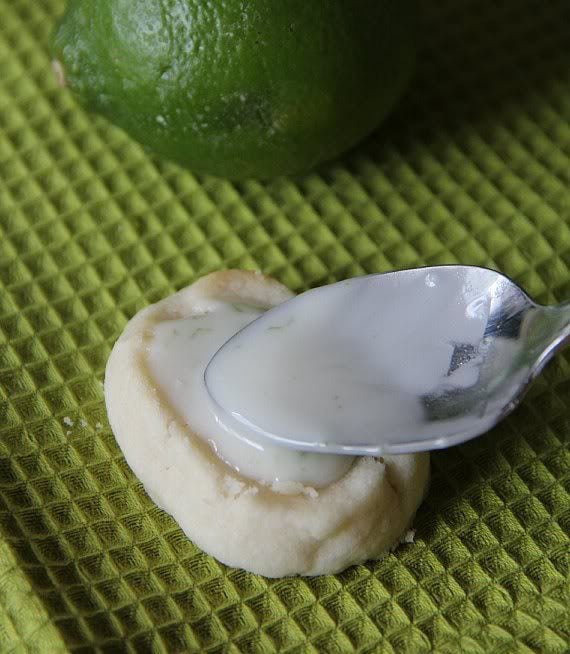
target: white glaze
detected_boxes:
[206,269,491,450]
[145,301,354,488]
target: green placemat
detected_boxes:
[1,0,569,652]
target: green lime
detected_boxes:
[52,0,416,179]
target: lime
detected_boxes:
[52,1,416,179]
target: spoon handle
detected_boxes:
[534,300,570,363]
[556,300,570,348]
[521,301,569,381]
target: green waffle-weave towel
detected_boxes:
[0,0,568,651]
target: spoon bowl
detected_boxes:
[205,266,570,455]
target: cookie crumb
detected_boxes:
[223,476,245,499]
[52,59,66,88]
[242,486,259,497]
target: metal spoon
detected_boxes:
[205,265,569,455]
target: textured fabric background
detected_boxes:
[0,0,569,652]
